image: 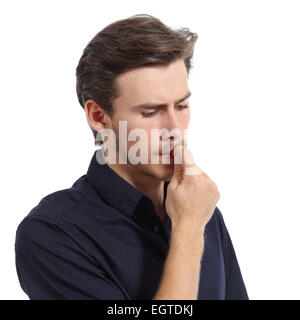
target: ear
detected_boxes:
[84,99,112,132]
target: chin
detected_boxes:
[139,163,174,181]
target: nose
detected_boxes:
[159,109,182,143]
[165,108,179,131]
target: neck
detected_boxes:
[107,162,166,223]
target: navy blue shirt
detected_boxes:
[15,150,248,300]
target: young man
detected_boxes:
[15,14,248,300]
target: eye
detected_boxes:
[141,111,157,118]
[176,104,189,110]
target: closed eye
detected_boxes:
[176,104,189,110]
[141,104,189,118]
[141,110,158,118]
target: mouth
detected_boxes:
[159,148,174,156]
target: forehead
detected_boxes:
[114,59,189,106]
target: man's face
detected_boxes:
[109,58,191,181]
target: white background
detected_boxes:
[1,0,299,300]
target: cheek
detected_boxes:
[184,108,191,125]
[124,122,153,151]
[175,110,190,131]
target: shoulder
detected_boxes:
[15,176,86,251]
[17,174,101,229]
[213,206,225,223]
[15,173,115,254]
[205,206,229,253]
[207,206,227,234]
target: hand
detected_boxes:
[165,145,220,231]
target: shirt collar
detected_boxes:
[86,150,170,217]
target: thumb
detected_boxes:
[169,145,189,187]
[181,147,200,178]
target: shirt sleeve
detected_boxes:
[215,207,249,300]
[15,217,128,300]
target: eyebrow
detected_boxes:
[131,91,192,110]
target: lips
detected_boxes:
[160,148,174,156]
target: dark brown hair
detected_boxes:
[76,14,198,145]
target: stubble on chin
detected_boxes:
[137,163,174,182]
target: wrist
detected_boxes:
[171,219,206,235]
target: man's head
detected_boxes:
[76,14,198,181]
